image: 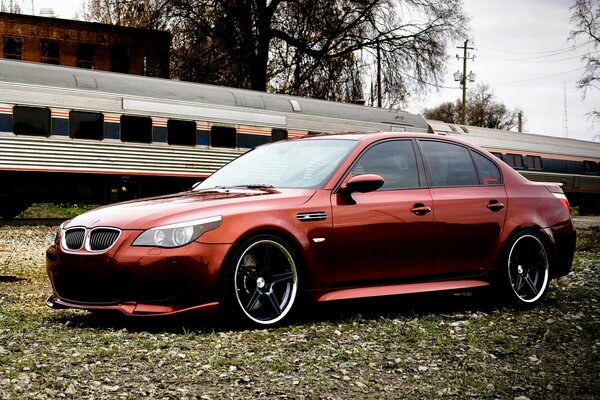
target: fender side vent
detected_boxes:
[297,212,327,222]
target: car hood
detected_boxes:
[66,188,317,230]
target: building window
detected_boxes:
[120,115,152,143]
[110,46,129,73]
[13,106,51,136]
[76,43,95,69]
[144,49,161,77]
[3,35,23,60]
[41,39,60,64]
[271,129,288,142]
[504,153,524,169]
[70,111,104,140]
[167,119,196,146]
[210,126,237,148]
[490,152,502,159]
[526,155,543,170]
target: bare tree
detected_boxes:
[423,84,520,130]
[570,0,600,121]
[0,0,23,13]
[81,0,467,106]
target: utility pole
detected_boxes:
[455,40,475,125]
[376,41,382,108]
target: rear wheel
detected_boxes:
[503,231,550,307]
[223,235,300,327]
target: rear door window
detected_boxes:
[419,140,479,187]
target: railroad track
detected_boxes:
[0,218,67,226]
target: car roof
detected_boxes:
[301,131,473,146]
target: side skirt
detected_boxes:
[309,280,490,302]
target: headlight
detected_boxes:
[132,216,222,248]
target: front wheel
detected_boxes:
[503,231,550,307]
[223,235,300,327]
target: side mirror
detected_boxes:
[344,174,384,193]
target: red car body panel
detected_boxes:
[46,132,576,318]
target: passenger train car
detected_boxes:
[0,59,599,217]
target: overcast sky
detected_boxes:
[30,0,600,141]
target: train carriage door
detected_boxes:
[332,139,434,284]
[418,140,507,275]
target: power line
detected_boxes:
[478,49,599,63]
[477,40,594,56]
[490,66,587,85]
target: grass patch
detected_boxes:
[17,203,99,219]
[0,223,598,398]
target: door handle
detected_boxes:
[487,200,505,211]
[411,204,432,216]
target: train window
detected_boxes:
[41,39,60,65]
[111,46,129,73]
[490,152,503,159]
[526,155,543,170]
[76,43,95,69]
[211,126,237,148]
[584,161,598,174]
[420,140,479,187]
[167,119,196,146]
[120,115,152,143]
[2,35,23,60]
[271,129,288,142]
[472,151,502,185]
[505,153,524,169]
[13,106,51,136]
[70,111,104,140]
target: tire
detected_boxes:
[502,231,550,307]
[223,235,301,327]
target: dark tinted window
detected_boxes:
[121,115,152,143]
[13,106,51,136]
[3,35,22,59]
[490,152,502,159]
[70,111,103,140]
[168,119,196,146]
[110,46,129,73]
[211,126,237,148]
[472,151,502,185]
[420,140,479,186]
[526,155,542,170]
[351,140,419,190]
[271,129,288,142]
[584,160,598,174]
[41,39,60,64]
[76,43,94,69]
[505,153,524,168]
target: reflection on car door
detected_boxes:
[418,140,507,275]
[332,140,434,284]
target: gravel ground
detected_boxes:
[0,220,598,399]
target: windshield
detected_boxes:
[196,138,357,190]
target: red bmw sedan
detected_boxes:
[46,132,576,326]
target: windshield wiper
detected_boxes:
[233,184,274,189]
[200,184,274,190]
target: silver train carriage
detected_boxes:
[0,59,598,217]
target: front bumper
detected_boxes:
[46,230,232,316]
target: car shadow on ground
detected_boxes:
[46,288,509,334]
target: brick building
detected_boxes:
[0,11,171,78]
